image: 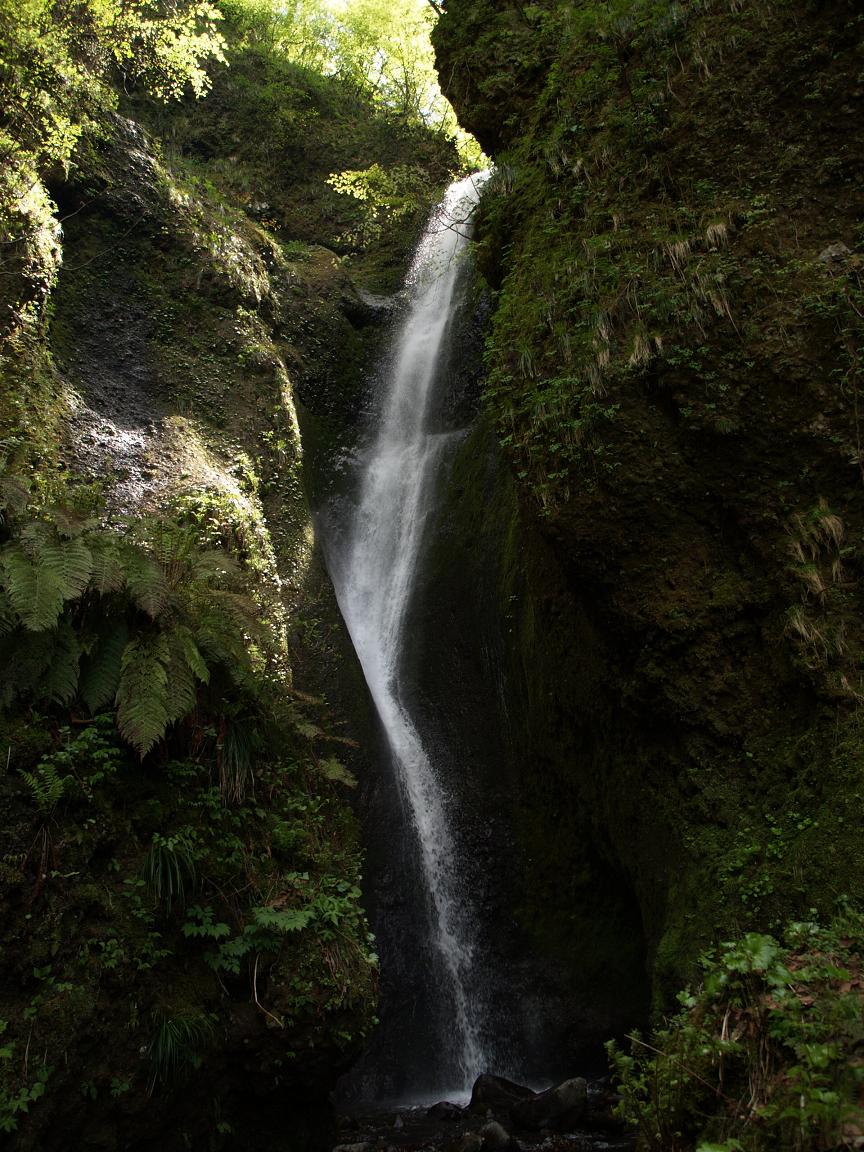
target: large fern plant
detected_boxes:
[0,507,259,756]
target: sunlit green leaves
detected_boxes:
[221,0,479,160]
[0,0,226,327]
[316,756,358,788]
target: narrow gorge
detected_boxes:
[0,1,862,1150]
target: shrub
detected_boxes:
[608,905,864,1152]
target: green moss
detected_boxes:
[0,13,456,1142]
[434,0,864,1035]
[129,35,457,289]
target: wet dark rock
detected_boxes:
[428,1101,466,1122]
[469,1074,535,1113]
[817,242,851,263]
[336,1093,632,1152]
[341,286,398,326]
[480,1120,515,1150]
[454,1132,483,1152]
[510,1078,588,1131]
[333,1144,372,1152]
[586,1086,629,1136]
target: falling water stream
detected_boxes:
[328,173,490,1095]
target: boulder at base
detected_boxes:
[428,1101,466,1122]
[510,1078,588,1131]
[453,1132,483,1152]
[480,1120,515,1150]
[469,1074,535,1113]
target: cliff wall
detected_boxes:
[433,0,864,1005]
[0,26,455,1147]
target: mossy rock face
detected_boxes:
[130,40,458,292]
[433,0,864,1015]
[0,28,455,1148]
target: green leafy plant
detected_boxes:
[0,510,260,756]
[17,718,123,813]
[19,760,73,813]
[608,906,864,1152]
[0,1020,52,1134]
[208,873,366,976]
[328,162,438,247]
[182,905,231,940]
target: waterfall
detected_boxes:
[327,173,490,1096]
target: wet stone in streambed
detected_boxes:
[333,1074,634,1152]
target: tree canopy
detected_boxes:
[0,0,226,190]
[219,0,480,156]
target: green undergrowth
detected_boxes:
[0,725,375,1141]
[609,905,864,1152]
[0,489,376,1142]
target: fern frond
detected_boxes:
[1,533,92,631]
[80,620,129,713]
[0,588,15,636]
[20,761,71,811]
[122,546,169,619]
[192,601,252,673]
[116,633,171,756]
[41,620,81,705]
[142,521,199,589]
[192,591,260,672]
[1,545,64,631]
[295,718,324,741]
[316,756,358,789]
[173,624,210,685]
[50,505,95,539]
[88,536,126,596]
[17,520,52,555]
[163,632,199,727]
[203,588,258,628]
[45,535,93,595]
[191,550,242,585]
[19,523,93,588]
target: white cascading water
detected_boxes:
[331,173,489,1092]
